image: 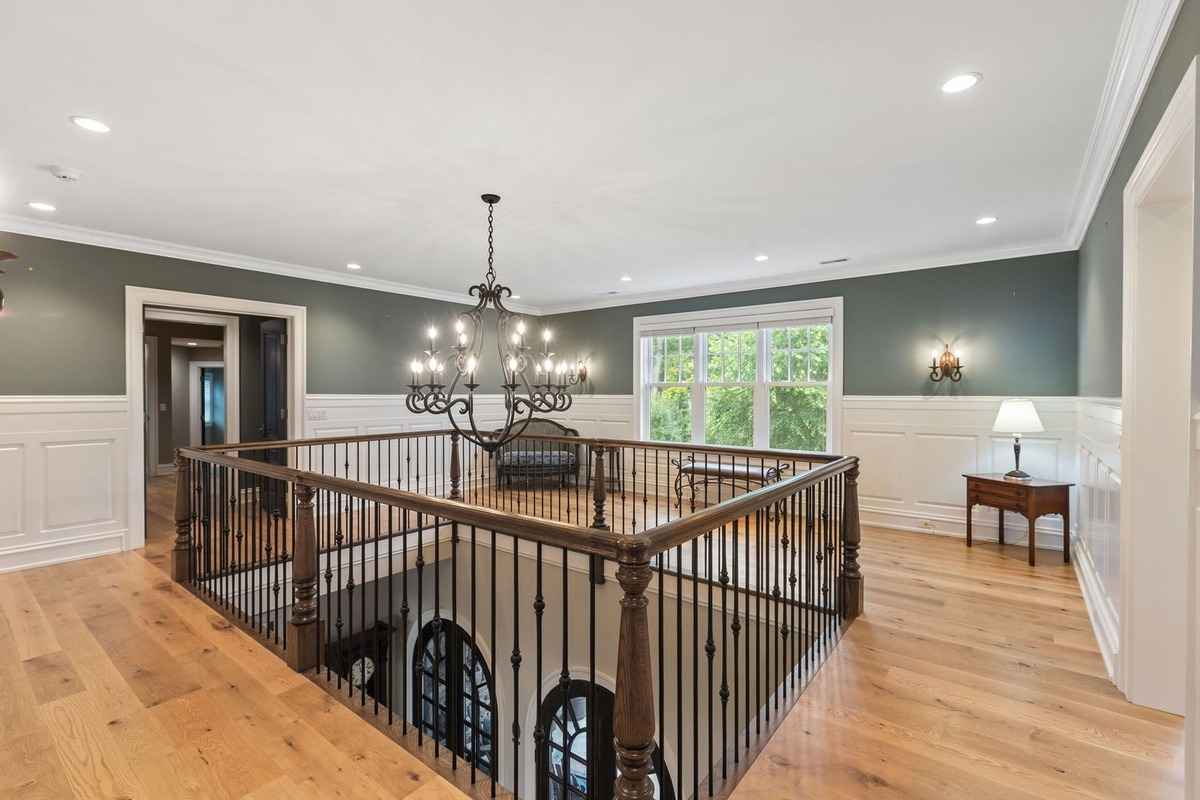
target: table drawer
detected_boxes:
[970,488,1027,513]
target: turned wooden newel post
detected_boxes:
[592,444,609,530]
[613,542,655,800]
[286,483,321,672]
[840,459,864,620]
[170,451,192,582]
[449,431,462,499]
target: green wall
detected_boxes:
[1078,0,1200,397]
[0,232,507,395]
[544,252,1080,397]
[0,237,1080,399]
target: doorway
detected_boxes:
[126,287,307,553]
[1121,57,1195,725]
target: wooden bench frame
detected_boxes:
[671,454,791,510]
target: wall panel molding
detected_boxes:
[842,395,1078,548]
[0,396,129,573]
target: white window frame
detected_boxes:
[632,297,844,452]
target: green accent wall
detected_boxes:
[0,232,506,395]
[0,236,1079,399]
[544,252,1080,397]
[1078,0,1200,397]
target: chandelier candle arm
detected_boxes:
[404,193,589,454]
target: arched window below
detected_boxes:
[413,619,495,776]
[537,679,674,800]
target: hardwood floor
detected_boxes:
[728,528,1185,800]
[0,476,469,800]
[3,477,1185,798]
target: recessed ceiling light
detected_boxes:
[975,216,998,226]
[187,341,198,347]
[942,73,981,94]
[619,275,632,282]
[754,254,769,262]
[70,116,111,133]
[346,262,362,271]
[27,201,56,212]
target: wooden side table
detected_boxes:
[963,473,1072,566]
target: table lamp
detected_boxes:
[992,399,1043,480]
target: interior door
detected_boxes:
[200,367,227,445]
[260,319,288,456]
[260,319,289,516]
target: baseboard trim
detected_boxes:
[1071,530,1121,682]
[0,529,127,574]
[862,505,1065,550]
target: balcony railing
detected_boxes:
[170,429,862,800]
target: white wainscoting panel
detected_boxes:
[0,397,129,572]
[1074,397,1122,680]
[306,395,636,441]
[841,396,1078,549]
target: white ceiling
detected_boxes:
[0,1,1133,311]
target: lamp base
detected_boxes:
[1003,469,1032,481]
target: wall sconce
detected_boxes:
[929,344,963,382]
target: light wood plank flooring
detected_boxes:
[0,477,469,800]
[4,478,1185,799]
[728,528,1185,800]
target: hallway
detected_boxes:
[0,476,467,800]
[0,478,1184,799]
[729,528,1184,799]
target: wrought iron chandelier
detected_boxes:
[406,194,588,453]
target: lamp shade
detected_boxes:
[992,398,1044,434]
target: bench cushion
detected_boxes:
[680,462,784,480]
[498,451,576,468]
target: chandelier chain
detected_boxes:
[486,201,496,285]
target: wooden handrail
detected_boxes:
[640,456,858,556]
[178,446,631,558]
[197,427,841,465]
[179,442,854,559]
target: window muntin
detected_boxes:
[639,307,839,452]
[537,680,674,800]
[646,333,694,443]
[414,621,494,775]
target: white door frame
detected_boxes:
[146,307,241,455]
[188,360,227,446]
[1121,57,1195,722]
[143,335,159,477]
[125,286,307,550]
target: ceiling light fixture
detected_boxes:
[70,116,111,133]
[27,201,56,212]
[975,216,998,226]
[187,341,198,347]
[346,262,362,270]
[941,73,981,94]
[405,194,589,453]
[754,254,769,262]
[619,275,632,282]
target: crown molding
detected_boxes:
[0,213,539,314]
[1065,0,1185,248]
[536,239,1071,315]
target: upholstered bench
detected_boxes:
[493,418,581,486]
[671,455,791,509]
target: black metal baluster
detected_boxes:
[731,516,739,765]
[512,534,521,798]
[471,524,478,784]
[416,511,424,743]
[532,542,545,796]
[490,527,498,798]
